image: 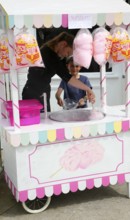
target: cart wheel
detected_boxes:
[22,196,51,214]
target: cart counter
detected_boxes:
[1,105,130,204]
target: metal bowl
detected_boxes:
[63,98,78,110]
[49,109,105,122]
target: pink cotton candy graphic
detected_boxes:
[49,140,104,178]
[73,29,93,69]
[93,27,112,65]
[60,140,104,171]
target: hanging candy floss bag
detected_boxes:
[111,27,130,63]
[14,32,44,69]
[0,33,10,73]
[93,27,112,66]
[73,29,93,69]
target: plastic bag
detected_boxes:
[14,32,44,69]
[110,27,130,62]
[93,27,112,65]
[0,33,10,73]
[73,29,93,69]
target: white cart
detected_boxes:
[1,0,130,214]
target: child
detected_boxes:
[55,56,93,108]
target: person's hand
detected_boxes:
[57,97,63,107]
[87,89,95,104]
[78,98,85,107]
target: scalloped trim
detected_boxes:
[3,119,130,147]
[1,13,130,29]
[4,172,130,202]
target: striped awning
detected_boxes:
[0,13,130,29]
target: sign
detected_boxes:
[68,14,93,29]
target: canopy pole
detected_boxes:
[7,29,20,129]
[0,74,6,119]
[125,61,130,117]
[100,64,107,113]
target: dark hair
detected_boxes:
[40,32,74,50]
[66,56,73,64]
[66,56,81,67]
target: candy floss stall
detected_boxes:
[1,0,130,214]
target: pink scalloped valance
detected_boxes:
[2,119,130,147]
[5,171,130,202]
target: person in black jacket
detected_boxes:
[22,32,95,112]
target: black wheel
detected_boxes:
[22,196,51,214]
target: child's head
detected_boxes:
[66,56,81,76]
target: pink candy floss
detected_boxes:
[60,140,104,171]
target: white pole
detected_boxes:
[7,29,20,129]
[43,93,47,119]
[125,61,130,117]
[0,25,8,119]
[5,74,11,100]
[100,64,107,113]
[0,74,6,119]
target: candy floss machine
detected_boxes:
[1,0,130,215]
